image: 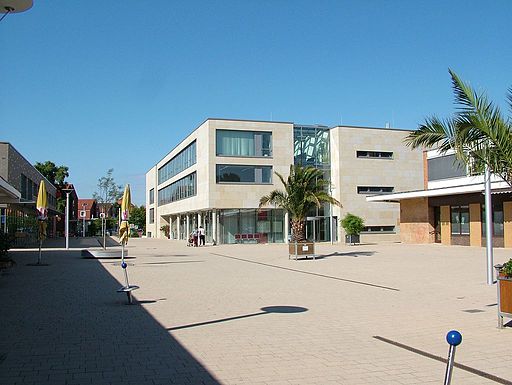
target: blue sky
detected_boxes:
[1,0,510,205]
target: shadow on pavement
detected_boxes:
[0,249,221,384]
[167,306,308,331]
[315,250,376,259]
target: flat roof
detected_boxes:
[366,181,512,202]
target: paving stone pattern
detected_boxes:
[1,238,511,384]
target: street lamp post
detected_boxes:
[62,188,74,250]
[82,203,87,237]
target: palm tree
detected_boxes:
[404,69,512,184]
[259,165,340,242]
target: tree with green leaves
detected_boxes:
[93,169,122,216]
[259,165,340,242]
[404,69,512,184]
[34,161,69,186]
[130,205,146,232]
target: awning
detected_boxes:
[366,181,512,202]
[0,177,21,204]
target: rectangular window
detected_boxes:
[482,203,504,237]
[451,205,470,235]
[356,150,393,159]
[216,165,272,184]
[357,186,394,194]
[20,174,27,199]
[158,172,196,206]
[216,130,272,157]
[428,154,466,181]
[158,141,196,184]
[149,188,155,205]
[361,226,395,233]
[149,208,155,224]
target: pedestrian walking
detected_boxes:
[192,228,198,247]
[199,226,205,246]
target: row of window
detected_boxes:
[20,174,56,207]
[451,204,504,236]
[158,141,197,185]
[216,130,272,157]
[20,174,38,201]
[158,172,197,206]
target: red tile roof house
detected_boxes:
[77,199,98,220]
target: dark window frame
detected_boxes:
[216,164,273,184]
[216,130,273,158]
[356,150,393,159]
[357,186,394,194]
[451,205,470,235]
[361,225,395,233]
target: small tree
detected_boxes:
[93,169,122,217]
[130,205,146,233]
[259,165,340,242]
[341,213,364,244]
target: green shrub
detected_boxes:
[340,213,365,236]
[0,231,13,257]
[502,259,512,277]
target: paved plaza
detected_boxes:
[1,238,511,384]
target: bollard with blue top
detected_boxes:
[444,330,462,385]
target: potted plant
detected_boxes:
[341,213,364,245]
[160,224,170,239]
[496,259,512,328]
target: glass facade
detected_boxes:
[158,172,196,206]
[216,130,272,157]
[219,209,284,244]
[158,141,196,184]
[149,188,154,205]
[294,125,333,242]
[293,125,330,169]
[149,208,154,223]
[216,165,272,184]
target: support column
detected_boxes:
[177,215,181,240]
[504,202,512,248]
[284,212,289,244]
[469,203,481,247]
[198,212,202,229]
[212,210,218,244]
[186,215,190,238]
[440,205,451,246]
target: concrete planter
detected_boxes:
[345,234,360,245]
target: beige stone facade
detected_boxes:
[146,119,424,244]
[330,126,424,243]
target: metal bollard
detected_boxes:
[444,330,462,385]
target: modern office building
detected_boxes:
[146,119,424,244]
[368,149,512,247]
